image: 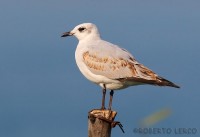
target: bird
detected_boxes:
[61,23,180,110]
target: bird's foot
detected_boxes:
[101,106,106,110]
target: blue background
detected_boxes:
[0,0,199,136]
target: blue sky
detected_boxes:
[0,0,200,137]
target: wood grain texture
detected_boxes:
[88,109,117,137]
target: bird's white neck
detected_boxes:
[78,33,101,43]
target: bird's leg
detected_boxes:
[101,84,106,110]
[108,90,114,110]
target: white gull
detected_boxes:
[61,23,180,110]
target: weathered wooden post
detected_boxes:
[88,109,124,137]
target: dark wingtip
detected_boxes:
[158,77,180,88]
[170,83,180,88]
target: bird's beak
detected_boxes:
[61,31,74,37]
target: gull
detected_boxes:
[61,23,180,110]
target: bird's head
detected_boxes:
[61,23,100,41]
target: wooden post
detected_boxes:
[88,109,117,137]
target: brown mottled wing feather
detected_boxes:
[123,63,180,88]
[82,51,180,88]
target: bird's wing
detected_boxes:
[82,41,179,88]
[82,49,156,80]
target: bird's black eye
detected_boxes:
[78,27,86,32]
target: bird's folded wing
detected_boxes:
[82,49,180,88]
[82,50,159,81]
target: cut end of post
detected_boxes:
[88,109,117,137]
[88,109,124,137]
[89,109,117,121]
